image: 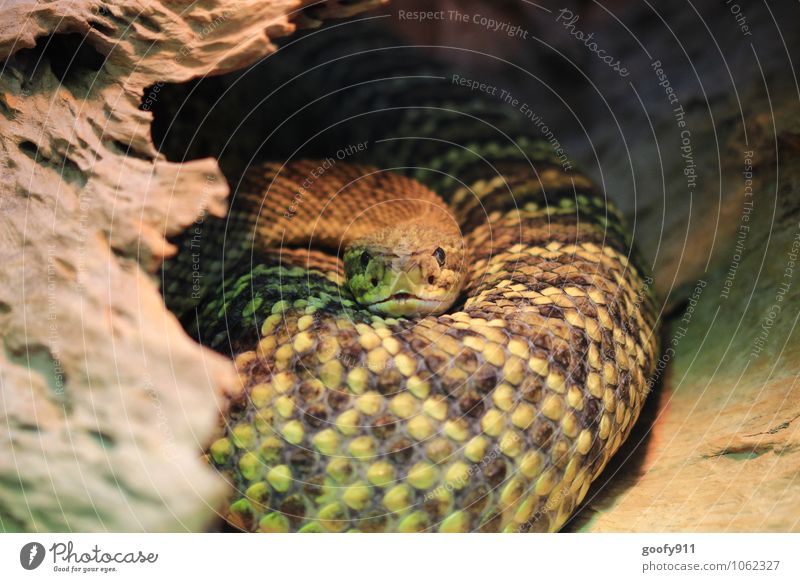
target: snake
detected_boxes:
[164,20,659,532]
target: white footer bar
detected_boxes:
[0,533,796,581]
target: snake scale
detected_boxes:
[164,20,659,532]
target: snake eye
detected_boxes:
[433,247,446,267]
[360,251,371,268]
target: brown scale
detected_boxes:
[234,161,456,253]
[203,159,659,533]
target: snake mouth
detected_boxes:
[367,292,445,315]
[369,292,428,306]
[384,292,422,302]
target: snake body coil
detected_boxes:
[168,24,659,532]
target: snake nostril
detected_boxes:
[427,276,435,284]
[371,277,379,286]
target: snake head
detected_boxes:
[343,223,467,317]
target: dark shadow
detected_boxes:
[13,33,106,91]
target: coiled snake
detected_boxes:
[165,24,659,532]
